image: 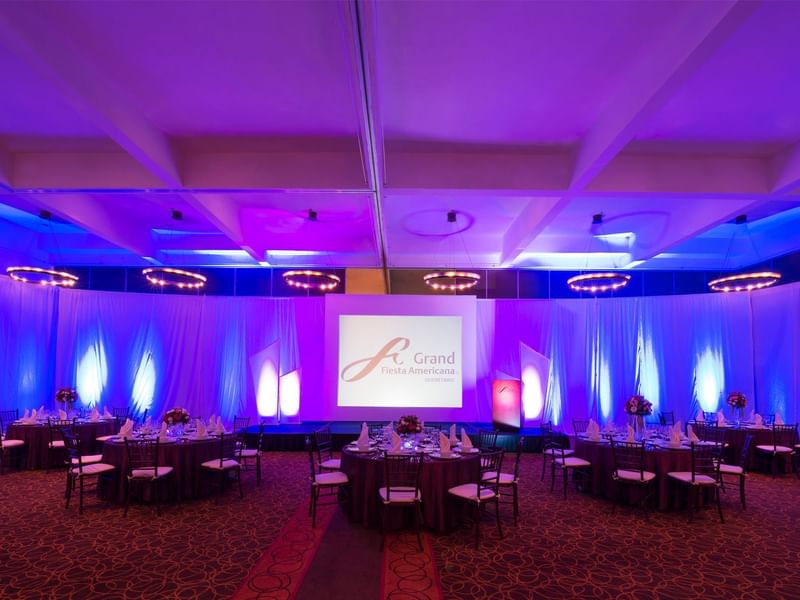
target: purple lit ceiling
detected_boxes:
[1,0,799,276]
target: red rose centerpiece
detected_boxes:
[396,415,422,435]
[163,407,190,425]
[726,391,746,423]
[624,395,653,416]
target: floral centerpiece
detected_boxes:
[396,414,422,435]
[163,407,190,425]
[56,387,78,407]
[726,391,746,409]
[624,395,653,416]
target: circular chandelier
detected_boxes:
[282,270,340,291]
[708,271,781,293]
[142,267,207,290]
[423,270,481,291]
[6,266,78,287]
[567,272,630,294]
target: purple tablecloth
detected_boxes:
[6,420,116,469]
[340,449,480,532]
[101,437,220,502]
[574,439,694,510]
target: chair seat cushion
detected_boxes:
[719,464,744,475]
[49,440,65,448]
[481,471,516,485]
[379,486,421,503]
[315,470,348,486]
[200,458,240,470]
[755,444,794,453]
[448,483,497,502]
[667,471,716,485]
[1,439,24,448]
[319,458,341,470]
[131,466,174,479]
[71,463,116,476]
[96,435,116,442]
[544,448,573,456]
[615,469,656,482]
[71,454,103,465]
[239,448,260,458]
[554,456,591,468]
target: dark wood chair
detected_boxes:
[123,438,173,516]
[550,444,591,500]
[448,450,504,548]
[368,422,386,438]
[305,437,348,527]
[111,406,129,420]
[47,417,75,469]
[477,429,498,451]
[0,409,19,425]
[659,411,675,426]
[610,439,656,518]
[667,443,723,522]
[313,424,340,471]
[540,425,573,482]
[200,434,242,502]
[0,415,25,474]
[572,419,590,436]
[719,434,753,509]
[233,416,251,434]
[755,424,797,478]
[62,430,116,514]
[379,452,424,550]
[238,421,265,486]
[483,435,525,525]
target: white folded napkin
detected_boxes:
[587,419,601,439]
[696,409,704,422]
[626,424,635,443]
[449,424,458,445]
[22,409,29,420]
[603,420,615,433]
[716,411,726,426]
[775,413,784,425]
[687,424,699,443]
[58,409,67,419]
[439,431,451,455]
[391,431,402,452]
[208,414,216,429]
[215,419,226,434]
[103,407,113,419]
[90,407,99,421]
[753,413,763,427]
[674,420,686,440]
[357,422,369,449]
[669,425,681,445]
[25,409,38,424]
[119,419,134,439]
[460,427,473,450]
[749,409,755,421]
[159,422,169,440]
[38,405,45,417]
[195,420,208,438]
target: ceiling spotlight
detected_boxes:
[171,209,183,221]
[447,210,457,223]
[592,213,603,225]
[308,209,318,222]
[735,214,747,225]
[39,210,53,221]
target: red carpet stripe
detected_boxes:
[381,531,444,600]
[232,502,336,600]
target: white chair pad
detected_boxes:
[131,466,174,479]
[71,463,116,476]
[615,469,656,482]
[755,445,794,453]
[71,454,103,465]
[554,456,591,468]
[482,471,516,485]
[239,448,260,458]
[319,458,341,470]
[719,464,744,475]
[49,440,65,448]
[1,439,25,448]
[315,470,348,486]
[96,435,116,442]
[200,458,240,470]
[379,486,421,503]
[544,448,573,456]
[667,471,716,485]
[448,483,497,502]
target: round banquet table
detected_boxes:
[710,425,791,471]
[101,437,220,503]
[6,419,116,470]
[339,448,480,532]
[574,438,695,511]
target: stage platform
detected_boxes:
[244,421,567,452]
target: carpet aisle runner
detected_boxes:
[232,503,443,600]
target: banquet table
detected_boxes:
[339,447,481,532]
[6,419,116,469]
[708,425,791,471]
[574,438,695,511]
[101,436,220,502]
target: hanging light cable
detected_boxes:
[6,210,79,287]
[567,213,630,294]
[707,214,780,292]
[423,210,481,292]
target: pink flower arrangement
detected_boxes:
[396,415,422,435]
[624,395,653,416]
[726,392,746,409]
[56,387,78,406]
[163,407,190,425]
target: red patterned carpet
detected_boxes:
[0,452,799,599]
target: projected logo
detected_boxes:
[338,315,462,408]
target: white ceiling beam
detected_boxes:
[0,6,182,188]
[178,193,260,262]
[570,0,759,191]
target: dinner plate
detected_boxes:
[461,447,480,453]
[347,445,374,453]
[430,452,461,459]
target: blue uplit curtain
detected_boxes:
[0,277,58,412]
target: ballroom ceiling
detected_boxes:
[1,0,800,283]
